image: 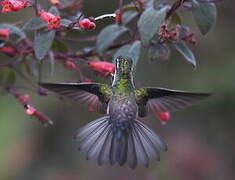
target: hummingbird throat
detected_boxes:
[112,70,134,92]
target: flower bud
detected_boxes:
[25,106,36,115]
[115,10,122,24]
[89,61,115,74]
[48,0,61,6]
[78,18,96,30]
[0,28,10,38]
[157,112,171,125]
[39,10,61,30]
[0,47,17,56]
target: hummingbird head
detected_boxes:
[115,56,133,75]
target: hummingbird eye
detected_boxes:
[123,60,128,66]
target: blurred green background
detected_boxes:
[0,0,235,179]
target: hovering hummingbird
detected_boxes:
[40,56,210,169]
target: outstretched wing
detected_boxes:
[39,82,112,114]
[135,87,211,114]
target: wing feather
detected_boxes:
[40,83,112,114]
[135,87,210,114]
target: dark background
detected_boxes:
[0,0,235,179]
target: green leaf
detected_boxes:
[192,0,217,35]
[174,41,196,67]
[113,44,131,63]
[113,40,141,66]
[171,13,182,25]
[34,30,56,60]
[22,17,47,31]
[138,6,169,45]
[122,11,138,25]
[0,24,26,40]
[148,43,170,62]
[127,40,141,66]
[6,70,16,85]
[0,69,16,85]
[96,24,128,55]
[51,40,68,53]
[49,6,60,16]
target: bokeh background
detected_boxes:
[0,0,235,179]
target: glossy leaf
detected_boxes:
[113,44,131,63]
[0,24,26,40]
[138,6,169,45]
[174,41,196,67]
[148,43,170,62]
[122,11,138,25]
[96,24,128,55]
[127,40,141,66]
[192,0,217,35]
[113,40,141,66]
[34,30,56,60]
[49,6,60,16]
[22,17,47,31]
[60,19,73,27]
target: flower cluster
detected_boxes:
[39,10,61,30]
[78,18,96,30]
[158,24,180,42]
[159,24,196,45]
[0,0,27,13]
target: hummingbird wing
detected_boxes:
[135,87,211,114]
[39,82,112,114]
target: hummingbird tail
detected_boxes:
[75,116,167,169]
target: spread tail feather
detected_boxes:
[75,116,167,169]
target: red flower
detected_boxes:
[0,28,10,38]
[87,107,94,112]
[0,47,17,56]
[64,60,77,69]
[48,0,61,6]
[15,94,31,104]
[182,31,197,45]
[78,18,96,30]
[0,0,27,13]
[157,112,171,125]
[39,10,61,30]
[115,10,122,24]
[25,105,36,115]
[89,61,115,75]
[83,78,92,83]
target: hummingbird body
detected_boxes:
[108,58,137,140]
[40,56,210,169]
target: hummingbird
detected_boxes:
[40,56,210,169]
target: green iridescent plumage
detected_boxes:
[40,56,210,169]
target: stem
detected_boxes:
[95,13,116,21]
